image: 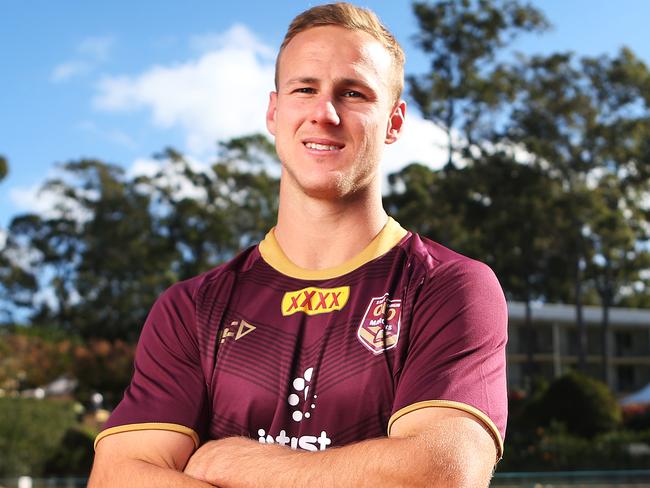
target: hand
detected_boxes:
[184,437,237,485]
[185,436,282,486]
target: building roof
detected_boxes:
[508,301,650,327]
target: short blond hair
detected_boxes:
[275,2,405,102]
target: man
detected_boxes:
[89,3,507,487]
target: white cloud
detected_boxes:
[128,157,209,203]
[51,61,91,82]
[9,183,61,216]
[8,174,94,223]
[51,35,115,82]
[93,25,275,156]
[78,36,115,61]
[190,24,274,58]
[128,158,162,179]
[0,228,6,251]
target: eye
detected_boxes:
[293,87,316,94]
[342,90,364,98]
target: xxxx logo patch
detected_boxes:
[357,294,401,354]
[282,286,350,316]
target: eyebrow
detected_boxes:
[285,76,376,93]
[285,77,318,85]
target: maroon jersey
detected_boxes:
[96,218,508,457]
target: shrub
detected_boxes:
[0,398,77,476]
[533,370,621,438]
[43,427,95,476]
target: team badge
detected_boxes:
[357,294,401,354]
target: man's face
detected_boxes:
[267,25,405,201]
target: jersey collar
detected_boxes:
[258,217,408,280]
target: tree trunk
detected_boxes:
[575,252,587,372]
[601,258,613,389]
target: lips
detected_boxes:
[302,138,345,152]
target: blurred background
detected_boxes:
[1,1,649,486]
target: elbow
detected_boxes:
[427,453,494,488]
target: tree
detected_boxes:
[5,160,176,340]
[0,157,40,324]
[384,154,573,384]
[2,135,279,341]
[384,162,474,251]
[135,134,279,281]
[409,0,549,168]
[0,154,7,182]
[586,176,650,385]
[506,48,650,375]
[462,153,572,378]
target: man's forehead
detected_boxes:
[278,26,392,85]
[284,26,389,60]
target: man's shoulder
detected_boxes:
[400,231,492,279]
[399,231,505,313]
[163,244,262,304]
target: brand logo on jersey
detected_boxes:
[219,319,256,344]
[257,429,332,451]
[256,366,332,451]
[357,294,401,354]
[281,286,350,316]
[287,367,317,422]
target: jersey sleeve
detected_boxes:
[389,258,508,458]
[94,281,209,449]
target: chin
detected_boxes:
[302,176,373,201]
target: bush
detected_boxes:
[498,424,650,471]
[533,370,621,438]
[43,427,95,476]
[0,398,77,476]
[0,333,135,407]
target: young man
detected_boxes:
[89,3,507,487]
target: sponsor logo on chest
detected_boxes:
[257,366,333,451]
[281,286,350,316]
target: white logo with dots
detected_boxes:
[255,366,332,450]
[288,367,316,422]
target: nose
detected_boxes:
[311,95,340,126]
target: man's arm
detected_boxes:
[184,407,497,488]
[88,430,216,488]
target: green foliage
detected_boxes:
[384,163,474,251]
[0,154,7,182]
[384,154,573,305]
[498,423,650,471]
[0,398,77,477]
[43,427,95,476]
[0,333,135,407]
[1,134,279,341]
[503,382,649,471]
[72,339,135,406]
[532,371,622,438]
[410,0,549,166]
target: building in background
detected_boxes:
[507,302,650,395]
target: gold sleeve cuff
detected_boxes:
[388,400,504,460]
[94,422,200,450]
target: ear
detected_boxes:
[384,100,406,145]
[266,91,278,136]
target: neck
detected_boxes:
[274,178,388,271]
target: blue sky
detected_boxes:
[1,1,649,229]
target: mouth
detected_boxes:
[302,139,345,152]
